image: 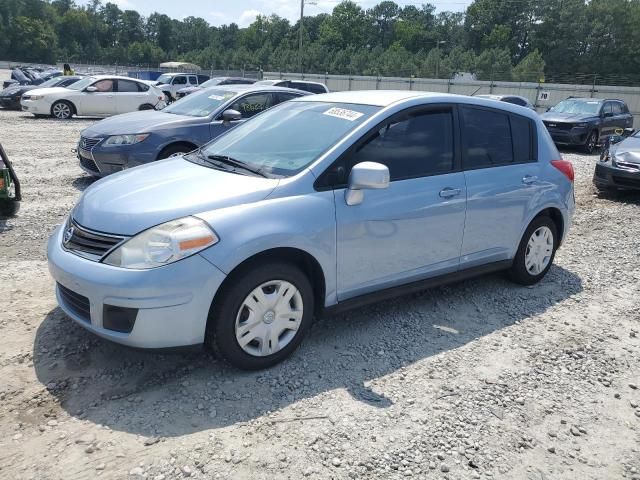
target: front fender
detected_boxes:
[197,191,338,306]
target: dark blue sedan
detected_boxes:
[76,85,308,177]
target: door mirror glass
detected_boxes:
[85,86,98,92]
[222,109,242,123]
[345,161,390,206]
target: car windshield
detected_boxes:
[550,99,601,115]
[196,101,380,177]
[67,77,96,91]
[156,74,173,85]
[39,77,65,88]
[162,88,238,117]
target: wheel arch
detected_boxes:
[51,98,77,116]
[156,141,198,160]
[533,207,564,246]
[209,247,327,319]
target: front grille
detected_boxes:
[79,136,102,150]
[58,283,91,323]
[79,155,100,173]
[544,122,574,131]
[63,219,127,261]
[615,160,640,171]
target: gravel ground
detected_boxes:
[0,68,639,479]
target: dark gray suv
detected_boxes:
[541,98,634,153]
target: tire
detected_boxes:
[163,92,172,104]
[157,144,194,160]
[507,216,558,286]
[51,100,73,119]
[139,103,154,111]
[0,200,20,218]
[207,262,314,370]
[583,130,598,154]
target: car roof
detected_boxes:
[87,75,148,81]
[291,90,452,107]
[200,84,309,94]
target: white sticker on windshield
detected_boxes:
[323,107,364,121]
[209,94,225,100]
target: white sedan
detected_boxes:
[21,75,165,119]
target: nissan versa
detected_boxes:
[48,91,575,370]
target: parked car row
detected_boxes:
[3,66,62,89]
[0,75,82,110]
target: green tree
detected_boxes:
[512,49,545,82]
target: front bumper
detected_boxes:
[0,96,21,109]
[593,161,640,190]
[21,98,52,115]
[546,127,590,146]
[77,139,157,177]
[47,223,227,348]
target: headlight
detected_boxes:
[103,134,150,146]
[29,95,44,100]
[103,216,218,269]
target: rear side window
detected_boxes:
[188,76,197,84]
[276,92,301,103]
[461,106,535,168]
[117,80,140,92]
[349,109,454,181]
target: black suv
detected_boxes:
[540,98,633,153]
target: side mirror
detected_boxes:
[85,86,98,92]
[623,127,635,137]
[222,109,242,124]
[345,161,390,206]
[603,111,614,118]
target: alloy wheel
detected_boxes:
[52,102,71,119]
[524,226,554,275]
[234,280,303,357]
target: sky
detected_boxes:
[78,0,473,28]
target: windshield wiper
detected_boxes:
[206,154,268,178]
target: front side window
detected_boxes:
[612,102,623,115]
[68,77,96,91]
[196,101,380,177]
[172,76,187,85]
[349,109,455,181]
[603,102,613,116]
[93,79,114,92]
[229,93,274,119]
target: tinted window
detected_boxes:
[93,79,114,92]
[603,102,613,116]
[230,93,274,118]
[510,115,533,163]
[117,80,140,92]
[350,109,454,181]
[462,107,513,168]
[138,82,149,92]
[188,76,197,84]
[276,92,301,103]
[173,76,187,85]
[612,102,623,115]
[503,96,526,107]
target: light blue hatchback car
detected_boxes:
[48,90,575,370]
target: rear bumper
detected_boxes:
[593,162,640,190]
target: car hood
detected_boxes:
[73,157,279,235]
[1,85,24,96]
[612,136,640,165]
[178,86,200,93]
[540,112,597,123]
[25,86,70,97]
[81,110,200,137]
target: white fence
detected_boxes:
[264,71,640,124]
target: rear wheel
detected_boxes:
[163,92,172,104]
[207,262,314,370]
[139,103,154,111]
[51,100,73,119]
[507,216,558,285]
[583,130,598,154]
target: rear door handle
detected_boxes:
[522,175,538,185]
[439,187,462,198]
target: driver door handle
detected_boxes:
[439,187,462,198]
[522,175,538,185]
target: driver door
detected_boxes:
[78,79,117,116]
[332,106,467,300]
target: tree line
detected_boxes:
[1,0,640,82]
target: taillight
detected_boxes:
[551,160,574,182]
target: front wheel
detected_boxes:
[507,216,558,285]
[51,100,73,119]
[583,130,598,154]
[207,262,314,370]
